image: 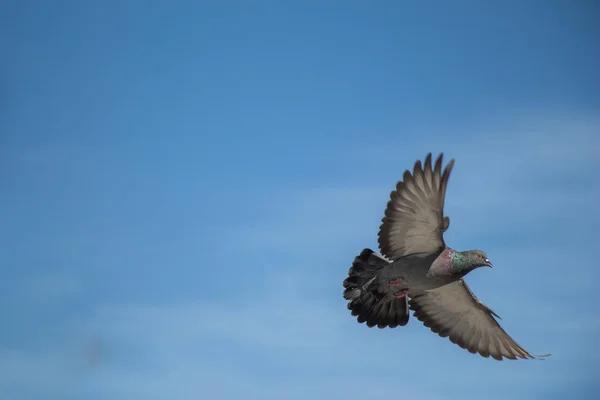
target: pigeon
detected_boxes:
[342,153,549,361]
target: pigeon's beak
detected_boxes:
[484,258,493,268]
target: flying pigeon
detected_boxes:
[342,153,548,360]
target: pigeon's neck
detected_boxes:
[428,248,464,277]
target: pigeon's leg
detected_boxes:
[394,289,409,299]
[388,277,404,287]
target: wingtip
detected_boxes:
[432,152,457,173]
[531,353,552,360]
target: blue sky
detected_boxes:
[1,1,599,399]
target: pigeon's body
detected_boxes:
[371,249,459,294]
[342,153,549,361]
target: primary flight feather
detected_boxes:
[342,153,549,361]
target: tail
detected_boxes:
[343,248,409,328]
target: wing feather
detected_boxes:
[409,280,549,360]
[378,153,454,260]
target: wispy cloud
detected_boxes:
[4,264,595,399]
[0,272,584,400]
[0,274,445,399]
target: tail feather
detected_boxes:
[367,301,383,328]
[343,248,410,328]
[374,300,390,328]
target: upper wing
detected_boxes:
[409,280,548,360]
[378,153,454,260]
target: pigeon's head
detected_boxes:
[453,250,493,273]
[465,250,493,268]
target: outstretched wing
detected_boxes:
[378,153,454,260]
[409,280,548,360]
